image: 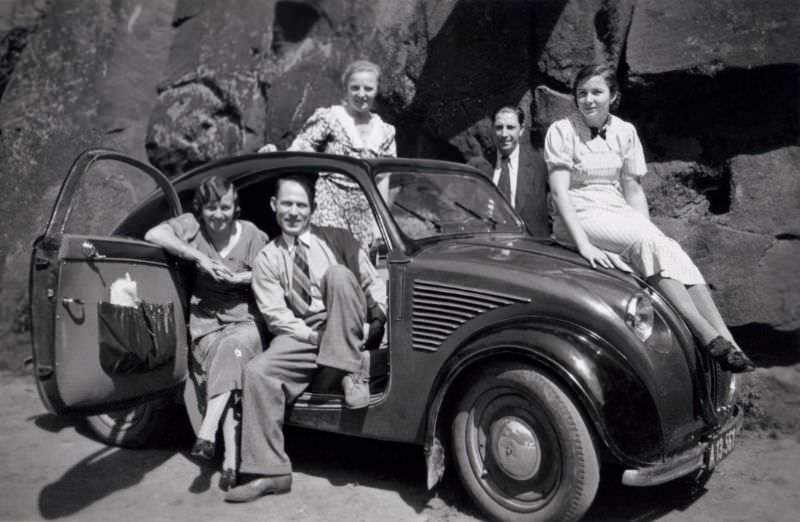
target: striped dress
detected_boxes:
[544,114,704,285]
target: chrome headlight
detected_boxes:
[625,293,654,342]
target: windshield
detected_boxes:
[375,169,524,240]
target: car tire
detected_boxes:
[451,362,600,522]
[85,398,167,448]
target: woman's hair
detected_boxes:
[341,59,382,87]
[192,175,240,219]
[572,64,620,108]
[491,105,525,126]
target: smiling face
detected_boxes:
[271,179,313,238]
[575,74,617,128]
[344,70,379,116]
[200,187,236,236]
[492,109,523,157]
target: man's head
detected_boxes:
[270,176,315,238]
[491,105,524,158]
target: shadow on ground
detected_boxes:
[284,426,711,521]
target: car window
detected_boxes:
[375,170,523,240]
[64,158,158,236]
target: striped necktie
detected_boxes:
[290,241,312,316]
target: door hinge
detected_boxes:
[46,288,55,301]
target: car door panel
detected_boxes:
[51,235,188,412]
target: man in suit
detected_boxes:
[225,175,387,502]
[468,105,549,237]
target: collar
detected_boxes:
[569,112,614,141]
[280,228,312,249]
[331,104,385,151]
[496,145,520,168]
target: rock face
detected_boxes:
[0,0,798,368]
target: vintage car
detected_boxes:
[29,149,741,522]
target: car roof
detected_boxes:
[168,152,485,187]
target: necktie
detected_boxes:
[290,242,311,316]
[590,126,607,139]
[497,156,511,201]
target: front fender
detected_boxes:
[424,323,664,487]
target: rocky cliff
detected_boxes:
[0,0,798,370]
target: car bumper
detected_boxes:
[621,404,743,487]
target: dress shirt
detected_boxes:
[492,145,520,207]
[251,229,387,343]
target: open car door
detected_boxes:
[29,149,188,417]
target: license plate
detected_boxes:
[704,424,737,469]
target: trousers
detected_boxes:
[239,265,366,476]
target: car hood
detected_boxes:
[411,234,644,295]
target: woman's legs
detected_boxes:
[198,391,231,443]
[221,395,239,471]
[649,276,719,345]
[687,284,740,348]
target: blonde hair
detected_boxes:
[341,59,381,87]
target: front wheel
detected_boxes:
[85,398,167,448]
[451,362,600,522]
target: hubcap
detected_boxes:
[489,416,541,480]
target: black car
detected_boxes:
[29,149,741,521]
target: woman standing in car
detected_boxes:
[260,59,396,251]
[145,176,269,489]
[544,64,754,373]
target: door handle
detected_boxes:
[62,297,85,305]
[81,240,107,260]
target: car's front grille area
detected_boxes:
[700,350,735,419]
[411,279,529,351]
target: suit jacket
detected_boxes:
[467,143,550,237]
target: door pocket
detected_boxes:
[97,301,176,375]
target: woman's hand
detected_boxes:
[196,255,234,282]
[578,241,614,269]
[258,143,277,153]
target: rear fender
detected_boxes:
[424,325,664,488]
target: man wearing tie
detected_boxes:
[226,175,387,502]
[469,105,549,237]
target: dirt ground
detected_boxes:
[1,370,798,522]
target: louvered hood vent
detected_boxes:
[412,279,530,351]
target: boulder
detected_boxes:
[0,1,176,353]
[532,85,574,134]
[656,219,799,330]
[644,161,724,219]
[627,0,800,75]
[538,0,634,88]
[723,147,800,236]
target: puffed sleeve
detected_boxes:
[543,120,574,171]
[621,122,647,177]
[165,213,201,244]
[288,107,333,152]
[379,122,397,158]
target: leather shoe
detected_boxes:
[341,373,369,409]
[224,474,292,502]
[706,336,755,373]
[720,348,756,373]
[190,438,215,460]
[219,468,237,491]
